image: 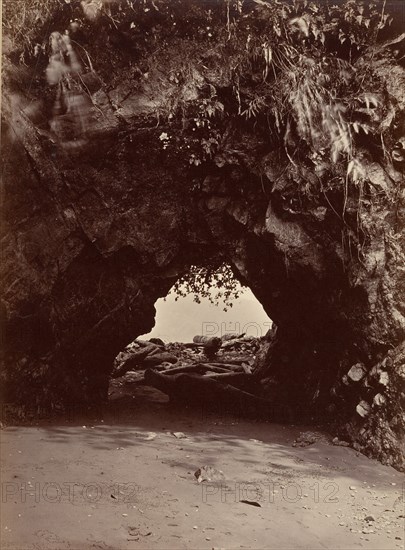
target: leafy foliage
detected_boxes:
[219,0,397,169]
[2,0,60,61]
[3,0,404,298]
[171,263,245,310]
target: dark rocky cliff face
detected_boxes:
[1,0,404,469]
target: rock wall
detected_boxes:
[1,0,404,469]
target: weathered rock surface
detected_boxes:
[1,0,404,469]
[347,364,366,383]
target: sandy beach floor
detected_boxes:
[1,387,403,550]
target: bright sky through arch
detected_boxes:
[141,283,272,343]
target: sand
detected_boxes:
[1,387,403,549]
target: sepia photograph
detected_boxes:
[1,0,404,548]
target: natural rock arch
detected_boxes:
[1,0,404,469]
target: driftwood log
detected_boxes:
[143,369,273,418]
[193,335,222,358]
[111,345,157,378]
[142,353,178,366]
[111,344,177,377]
[202,362,244,372]
[162,363,230,376]
[221,333,246,341]
[203,371,259,392]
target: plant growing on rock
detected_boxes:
[3,0,403,310]
[171,263,244,310]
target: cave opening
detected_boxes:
[2,2,405,547]
[140,281,273,343]
[108,264,274,411]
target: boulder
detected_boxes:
[347,363,366,382]
[356,400,371,418]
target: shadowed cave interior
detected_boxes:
[1,0,404,474]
